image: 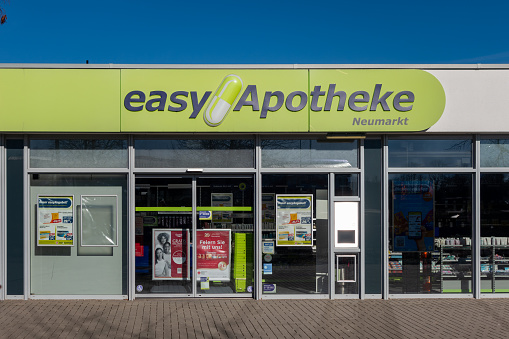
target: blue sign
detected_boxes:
[199,210,212,220]
[263,284,276,293]
[263,263,272,275]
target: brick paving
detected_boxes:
[0,298,509,338]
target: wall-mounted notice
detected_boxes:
[276,195,313,246]
[37,196,74,246]
[196,229,231,281]
[211,193,233,224]
[152,229,190,280]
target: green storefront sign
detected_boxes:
[0,68,445,133]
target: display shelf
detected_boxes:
[439,245,472,293]
[480,244,509,293]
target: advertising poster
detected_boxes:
[276,195,313,246]
[152,229,190,280]
[392,181,435,252]
[262,194,275,223]
[211,193,233,224]
[37,196,74,246]
[196,229,231,281]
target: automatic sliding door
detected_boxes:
[135,177,193,296]
[195,177,254,296]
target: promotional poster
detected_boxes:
[152,229,190,280]
[276,195,313,246]
[37,196,74,246]
[196,230,231,281]
[211,193,233,224]
[392,181,435,252]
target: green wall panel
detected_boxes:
[0,69,120,132]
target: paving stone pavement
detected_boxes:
[0,298,508,338]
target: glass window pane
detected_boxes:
[364,139,382,294]
[135,178,193,295]
[480,173,509,293]
[262,174,329,295]
[335,255,358,295]
[81,195,118,246]
[261,139,358,168]
[480,139,509,167]
[388,174,472,294]
[30,139,128,168]
[135,139,254,168]
[196,177,254,296]
[335,174,358,196]
[7,139,24,295]
[388,139,472,167]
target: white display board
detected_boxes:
[334,201,359,248]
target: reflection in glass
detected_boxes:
[262,174,329,295]
[336,255,358,294]
[480,139,509,167]
[30,139,128,168]
[388,173,472,294]
[261,139,358,168]
[135,139,255,168]
[81,195,118,246]
[388,139,472,167]
[480,173,509,293]
[335,174,359,196]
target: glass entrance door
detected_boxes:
[134,176,254,297]
[195,177,254,296]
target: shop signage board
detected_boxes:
[276,195,313,246]
[196,229,231,281]
[392,181,435,252]
[121,69,445,133]
[37,196,74,246]
[152,229,190,280]
[0,68,446,133]
[0,69,445,133]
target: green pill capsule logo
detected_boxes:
[204,74,243,127]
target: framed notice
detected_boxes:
[37,195,74,246]
[276,195,313,246]
[196,229,231,281]
[152,229,190,280]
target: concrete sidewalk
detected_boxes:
[0,298,508,338]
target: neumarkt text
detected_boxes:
[352,117,409,126]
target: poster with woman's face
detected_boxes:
[152,229,190,280]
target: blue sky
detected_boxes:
[1,0,508,64]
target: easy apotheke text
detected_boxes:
[124,84,414,118]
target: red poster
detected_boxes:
[196,230,231,281]
[152,229,190,281]
[170,229,189,279]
